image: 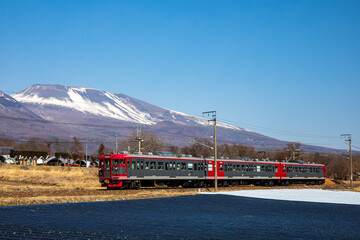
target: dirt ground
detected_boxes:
[1,178,359,206]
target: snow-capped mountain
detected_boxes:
[12,84,246,131]
[4,84,338,153]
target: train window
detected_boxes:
[283,166,286,172]
[257,166,261,172]
[208,164,213,171]
[131,162,135,170]
[188,163,193,170]
[219,164,224,171]
[165,163,169,170]
[158,162,164,170]
[177,163,181,171]
[261,166,265,172]
[105,159,110,166]
[99,160,103,166]
[241,165,245,171]
[235,165,239,172]
[275,166,278,173]
[145,162,149,170]
[181,163,187,170]
[136,162,140,170]
[194,163,198,171]
[150,162,156,170]
[127,160,130,167]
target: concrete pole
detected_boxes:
[214,119,217,192]
[350,138,353,189]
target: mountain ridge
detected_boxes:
[0,84,343,153]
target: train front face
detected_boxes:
[99,154,128,188]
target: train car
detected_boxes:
[99,152,326,189]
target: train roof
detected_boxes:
[115,152,325,166]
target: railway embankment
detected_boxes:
[0,165,359,206]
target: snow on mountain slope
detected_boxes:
[12,84,248,131]
[12,85,156,124]
[0,91,42,119]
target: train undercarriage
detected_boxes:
[102,179,325,190]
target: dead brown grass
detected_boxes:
[325,179,335,184]
[0,165,99,189]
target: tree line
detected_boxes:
[0,132,358,180]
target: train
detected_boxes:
[99,152,326,189]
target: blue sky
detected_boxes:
[0,0,359,150]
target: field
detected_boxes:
[0,164,359,206]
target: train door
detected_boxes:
[207,160,215,180]
[104,156,111,178]
[275,163,281,180]
[217,161,225,179]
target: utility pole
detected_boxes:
[202,111,217,192]
[115,134,118,154]
[341,134,353,188]
[85,142,88,172]
[135,125,143,153]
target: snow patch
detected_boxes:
[202,189,360,205]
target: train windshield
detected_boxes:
[105,159,111,166]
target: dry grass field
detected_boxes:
[0,164,359,206]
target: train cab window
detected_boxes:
[208,164,213,171]
[188,163,193,171]
[158,162,164,170]
[219,164,224,171]
[275,166,278,173]
[105,159,110,166]
[150,162,156,170]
